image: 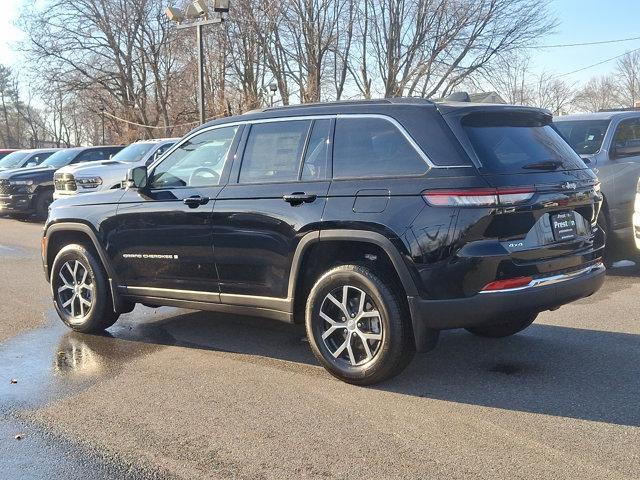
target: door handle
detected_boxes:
[283,192,317,206]
[183,195,210,208]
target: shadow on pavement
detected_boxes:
[79,308,640,428]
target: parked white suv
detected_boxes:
[53,138,177,200]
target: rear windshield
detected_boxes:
[463,113,587,174]
[554,119,610,155]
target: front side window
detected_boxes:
[613,118,640,154]
[149,126,238,188]
[239,120,311,183]
[332,117,427,178]
[28,152,53,165]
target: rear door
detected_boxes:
[110,125,240,294]
[213,118,332,302]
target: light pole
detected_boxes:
[166,1,230,125]
[99,105,105,144]
[269,82,278,107]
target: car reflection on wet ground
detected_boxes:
[1,216,640,479]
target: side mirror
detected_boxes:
[125,166,148,189]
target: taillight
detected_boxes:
[481,276,533,292]
[423,187,535,207]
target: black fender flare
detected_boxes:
[44,222,128,313]
[287,229,419,300]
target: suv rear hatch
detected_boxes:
[438,105,602,264]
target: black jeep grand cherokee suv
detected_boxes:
[42,99,605,384]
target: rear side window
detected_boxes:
[463,113,587,174]
[333,117,427,178]
[239,120,311,183]
[301,119,332,181]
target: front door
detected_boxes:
[213,118,333,303]
[110,125,241,294]
[599,117,640,230]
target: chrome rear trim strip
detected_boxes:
[479,262,605,294]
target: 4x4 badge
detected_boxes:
[561,182,577,190]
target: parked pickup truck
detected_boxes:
[555,111,640,259]
[53,138,177,200]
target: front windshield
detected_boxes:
[110,143,156,163]
[554,120,611,155]
[0,151,30,168]
[41,150,78,168]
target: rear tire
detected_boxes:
[305,264,415,385]
[51,244,119,333]
[465,312,538,338]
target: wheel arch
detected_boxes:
[44,222,130,313]
[289,230,419,320]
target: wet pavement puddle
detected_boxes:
[0,314,168,479]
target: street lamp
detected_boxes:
[269,82,278,107]
[165,1,230,125]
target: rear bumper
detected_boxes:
[408,262,605,348]
[0,193,35,213]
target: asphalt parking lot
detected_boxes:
[1,216,639,479]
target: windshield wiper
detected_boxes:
[522,160,563,170]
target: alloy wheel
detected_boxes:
[319,285,383,366]
[56,260,94,323]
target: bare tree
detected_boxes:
[614,50,640,108]
[350,0,555,99]
[573,76,619,113]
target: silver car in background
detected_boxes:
[555,111,640,259]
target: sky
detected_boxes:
[1,0,640,88]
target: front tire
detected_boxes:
[465,312,538,338]
[34,190,53,220]
[305,264,415,385]
[51,244,119,333]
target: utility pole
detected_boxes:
[166,1,230,125]
[197,23,206,124]
[99,105,105,144]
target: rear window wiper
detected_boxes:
[522,160,564,170]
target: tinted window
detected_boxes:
[333,117,427,178]
[555,120,610,155]
[464,113,587,173]
[613,118,640,154]
[28,152,53,165]
[301,119,332,181]
[74,149,113,163]
[239,121,311,183]
[150,126,237,188]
